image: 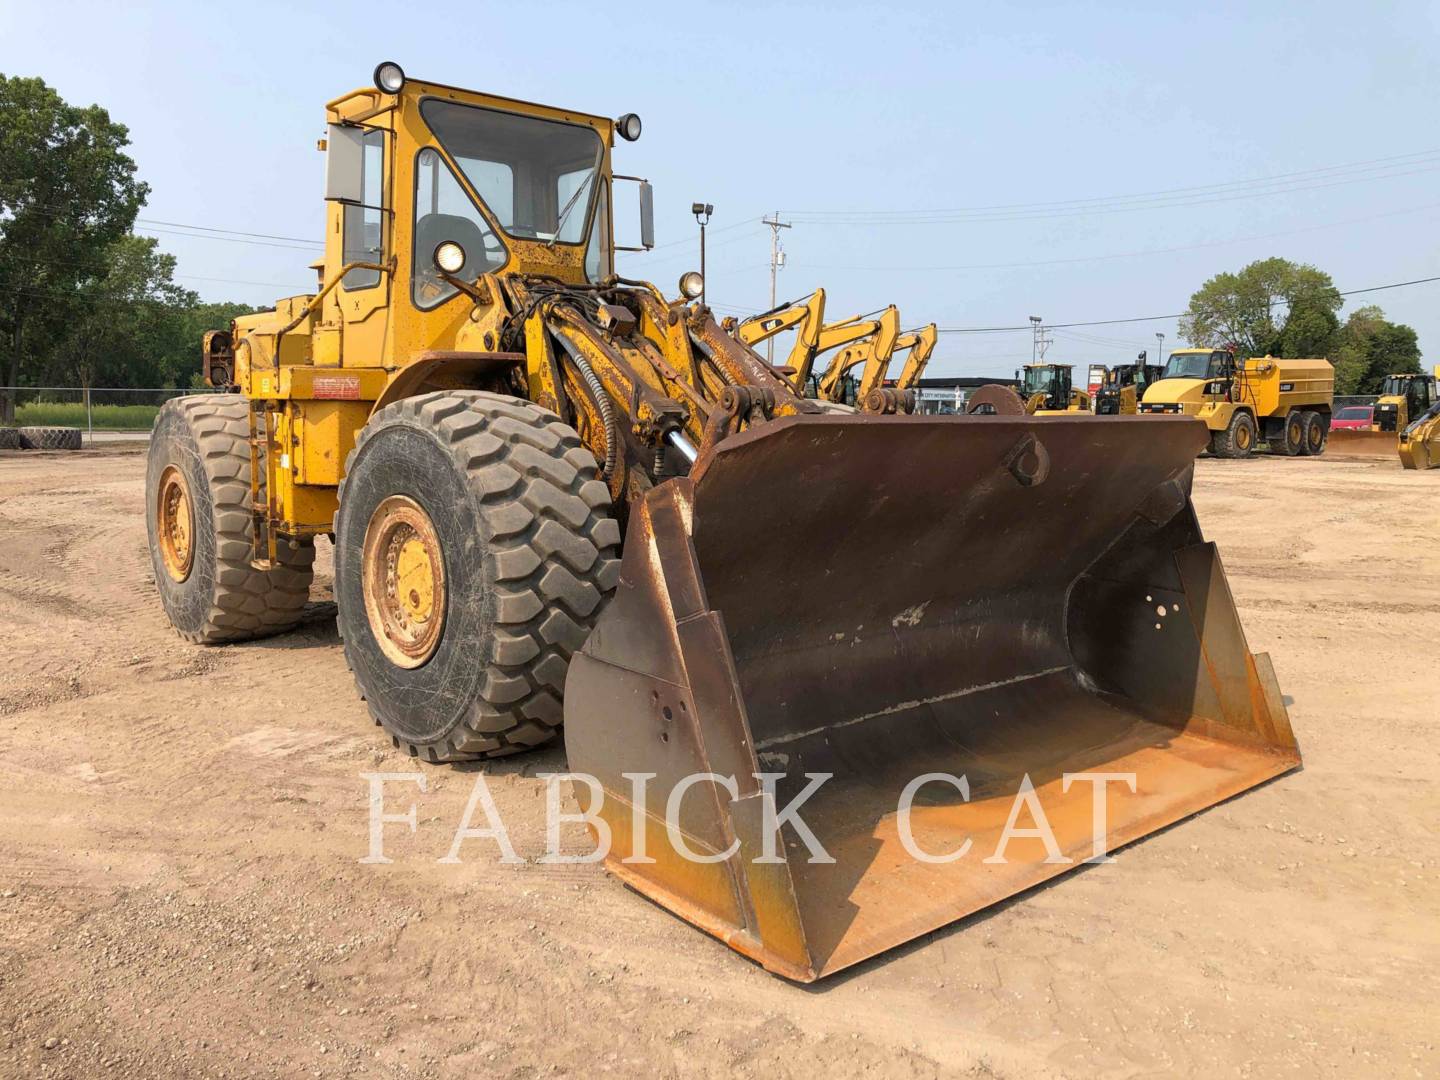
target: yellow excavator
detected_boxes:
[1018,363,1092,414]
[890,323,938,391]
[144,63,1300,983]
[731,288,828,390]
[814,306,902,408]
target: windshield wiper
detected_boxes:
[546,173,594,248]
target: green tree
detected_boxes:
[1179,257,1342,359]
[0,74,148,421]
[41,234,197,389]
[1330,305,1421,395]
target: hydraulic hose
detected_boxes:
[552,331,619,479]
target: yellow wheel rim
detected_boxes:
[1237,424,1252,450]
[156,465,194,582]
[361,495,446,669]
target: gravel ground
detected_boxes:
[0,445,1435,1078]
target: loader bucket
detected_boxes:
[564,413,1301,982]
[1325,428,1397,461]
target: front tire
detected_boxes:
[334,391,619,762]
[1212,410,1257,459]
[145,395,314,643]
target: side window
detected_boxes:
[342,129,386,291]
[412,148,507,310]
[584,181,609,283]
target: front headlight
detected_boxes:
[434,241,466,274]
[678,271,704,300]
[373,61,406,94]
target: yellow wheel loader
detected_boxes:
[1398,396,1440,469]
[1140,348,1333,459]
[1018,363,1092,414]
[146,64,1300,983]
[1329,369,1438,460]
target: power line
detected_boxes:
[937,274,1440,334]
[782,148,1440,219]
[136,217,318,244]
[785,201,1440,273]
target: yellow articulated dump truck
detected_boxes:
[1139,348,1333,458]
[145,63,1300,982]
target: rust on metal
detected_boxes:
[360,495,447,668]
[565,411,1302,982]
[156,464,195,582]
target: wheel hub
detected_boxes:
[156,465,194,582]
[361,495,446,668]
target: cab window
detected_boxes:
[412,148,507,310]
[342,129,386,291]
[585,181,609,283]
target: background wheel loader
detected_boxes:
[1398,396,1440,469]
[146,63,1301,982]
[1017,363,1092,414]
[1330,368,1440,461]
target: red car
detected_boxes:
[1331,405,1375,431]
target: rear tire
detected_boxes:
[1212,410,1256,459]
[334,391,620,762]
[0,428,20,450]
[1300,410,1327,456]
[145,395,314,643]
[1277,410,1304,456]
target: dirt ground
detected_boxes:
[1,444,1436,1079]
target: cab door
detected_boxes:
[320,124,391,367]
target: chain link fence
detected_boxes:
[1,386,228,447]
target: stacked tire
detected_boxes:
[17,426,82,450]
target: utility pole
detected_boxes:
[1156,331,1165,366]
[763,212,791,363]
[1029,315,1051,363]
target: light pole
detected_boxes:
[1156,332,1165,367]
[691,202,713,305]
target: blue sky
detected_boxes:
[3,0,1437,377]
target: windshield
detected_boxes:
[1022,367,1055,394]
[421,99,603,245]
[1381,376,1409,397]
[1162,351,1221,380]
[1336,407,1372,421]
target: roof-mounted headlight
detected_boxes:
[616,113,642,142]
[679,271,704,300]
[373,61,406,94]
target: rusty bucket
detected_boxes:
[564,413,1301,982]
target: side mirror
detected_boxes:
[638,181,655,251]
[325,124,366,203]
